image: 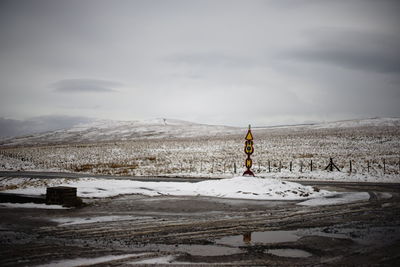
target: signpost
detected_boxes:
[243,125,255,176]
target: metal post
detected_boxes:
[268,160,271,173]
[290,161,292,172]
[300,161,303,173]
[310,160,313,172]
[234,162,237,174]
[279,161,282,172]
[367,160,370,173]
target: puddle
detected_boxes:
[266,248,312,258]
[216,230,300,246]
[131,244,241,256]
[174,244,241,256]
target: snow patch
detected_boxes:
[35,253,147,267]
[51,215,151,226]
[4,176,334,200]
[130,255,176,264]
[297,192,370,206]
[0,202,69,209]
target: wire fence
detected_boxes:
[1,149,399,176]
[167,157,400,176]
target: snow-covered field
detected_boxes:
[0,117,399,183]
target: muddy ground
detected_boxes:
[1,181,400,266]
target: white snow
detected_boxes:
[312,117,400,129]
[0,118,240,146]
[297,192,370,206]
[4,176,333,201]
[35,253,148,267]
[1,117,399,183]
[266,248,312,258]
[260,170,400,184]
[0,202,69,209]
[130,255,176,264]
[51,215,151,226]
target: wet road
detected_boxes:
[1,171,400,266]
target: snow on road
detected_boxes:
[297,192,370,206]
[35,253,149,267]
[0,202,69,209]
[51,215,152,226]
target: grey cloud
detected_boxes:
[0,115,94,137]
[52,79,122,93]
[283,29,400,74]
[165,53,256,68]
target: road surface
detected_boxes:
[1,171,399,266]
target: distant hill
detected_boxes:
[0,118,241,147]
[0,117,399,147]
[255,117,400,130]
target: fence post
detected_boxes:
[349,160,352,174]
[367,160,370,173]
[325,157,340,172]
[300,161,303,173]
[383,159,386,174]
[279,161,282,172]
[310,160,313,172]
[290,161,292,172]
[268,160,271,173]
[234,162,237,174]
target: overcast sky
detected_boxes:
[0,0,399,131]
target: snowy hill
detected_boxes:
[311,117,400,129]
[0,117,399,147]
[0,118,241,147]
[255,117,400,130]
